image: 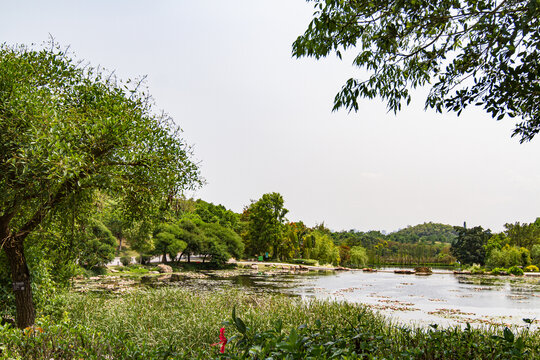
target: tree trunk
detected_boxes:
[3,237,35,329]
[117,237,123,255]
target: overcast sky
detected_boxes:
[2,1,539,233]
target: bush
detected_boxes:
[486,245,531,269]
[524,265,539,272]
[490,267,508,275]
[469,264,485,274]
[120,256,132,266]
[507,266,524,276]
[291,259,318,266]
[135,254,152,265]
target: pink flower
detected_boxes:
[211,327,228,353]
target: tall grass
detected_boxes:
[1,288,538,359]
[60,288,379,353]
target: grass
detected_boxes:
[1,287,539,359]
[59,288,367,352]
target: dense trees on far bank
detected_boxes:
[450,220,540,268]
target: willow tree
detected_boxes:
[0,44,200,328]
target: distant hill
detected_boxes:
[388,222,457,244]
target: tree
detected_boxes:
[451,226,491,265]
[309,231,341,265]
[293,0,540,142]
[153,223,187,263]
[0,44,200,328]
[245,193,288,258]
[349,245,368,267]
[78,219,117,269]
[199,221,244,261]
[504,221,540,249]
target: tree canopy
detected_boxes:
[451,226,491,265]
[293,0,540,142]
[0,43,200,328]
[244,192,288,258]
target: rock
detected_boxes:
[394,269,415,274]
[250,264,258,270]
[414,267,432,274]
[157,264,173,273]
[335,266,350,271]
[363,268,377,272]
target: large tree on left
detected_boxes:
[0,44,200,328]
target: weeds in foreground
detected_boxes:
[1,288,538,359]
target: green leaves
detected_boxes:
[294,0,540,142]
[0,43,201,237]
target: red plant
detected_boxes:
[211,327,228,353]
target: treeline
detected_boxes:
[451,220,540,270]
[81,193,460,269]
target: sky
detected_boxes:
[2,1,539,233]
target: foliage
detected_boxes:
[1,288,538,359]
[332,227,456,266]
[153,223,188,262]
[524,265,539,272]
[290,259,318,266]
[338,244,351,265]
[293,0,540,142]
[486,245,531,269]
[468,264,485,275]
[195,200,239,230]
[223,309,537,360]
[119,256,132,267]
[349,245,368,267]
[244,193,288,259]
[490,267,508,276]
[531,244,540,266]
[135,254,153,265]
[504,221,540,249]
[199,222,244,261]
[388,222,457,244]
[307,231,340,265]
[78,219,117,269]
[485,233,511,255]
[0,43,200,327]
[507,266,525,276]
[451,226,491,265]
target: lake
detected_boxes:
[195,269,540,329]
[83,267,540,329]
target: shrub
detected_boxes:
[486,245,531,269]
[490,267,508,275]
[469,264,485,274]
[524,265,539,272]
[507,266,524,276]
[135,254,152,265]
[291,259,318,266]
[120,256,132,266]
